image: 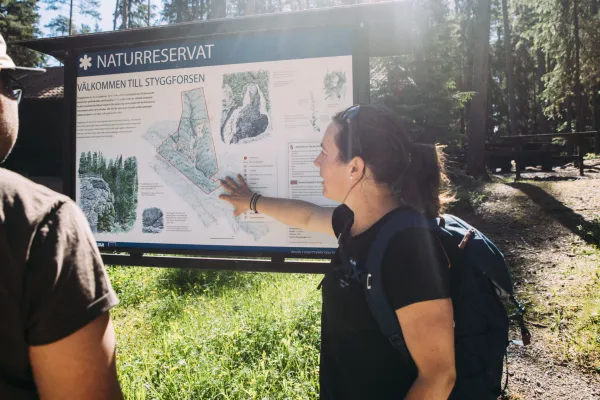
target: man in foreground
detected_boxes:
[0,34,123,399]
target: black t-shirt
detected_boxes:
[0,168,119,399]
[319,204,451,400]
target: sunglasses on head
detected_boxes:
[341,105,362,156]
[341,104,360,120]
[0,71,23,105]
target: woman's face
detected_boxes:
[314,122,352,202]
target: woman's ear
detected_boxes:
[349,156,365,180]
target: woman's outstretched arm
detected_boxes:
[219,175,336,237]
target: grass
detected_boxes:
[551,242,600,372]
[106,266,323,399]
[584,153,600,161]
[445,176,487,214]
[577,215,600,247]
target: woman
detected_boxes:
[219,104,456,399]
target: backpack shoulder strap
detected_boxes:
[364,208,440,360]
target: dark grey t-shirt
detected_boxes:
[0,168,119,399]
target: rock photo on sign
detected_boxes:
[220,71,271,145]
[77,151,139,234]
[142,207,164,234]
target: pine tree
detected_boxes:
[161,0,209,23]
[92,151,98,173]
[0,0,44,67]
[42,0,101,36]
[371,0,459,146]
[523,0,594,131]
[78,152,87,174]
[86,151,92,171]
[97,205,115,232]
[114,0,157,29]
[98,152,106,176]
[117,156,139,229]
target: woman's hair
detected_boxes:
[332,104,453,218]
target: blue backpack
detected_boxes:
[338,208,530,399]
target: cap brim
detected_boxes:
[11,66,47,73]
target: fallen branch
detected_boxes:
[530,322,550,328]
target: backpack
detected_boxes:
[337,208,531,399]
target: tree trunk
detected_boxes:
[127,0,132,28]
[536,48,549,133]
[573,0,584,133]
[520,52,529,134]
[456,0,468,137]
[592,0,600,153]
[465,6,475,138]
[594,86,600,154]
[176,0,183,23]
[487,54,494,136]
[121,0,128,29]
[533,68,537,132]
[192,0,198,19]
[459,74,466,136]
[68,0,74,35]
[467,0,492,179]
[502,0,517,136]
[566,96,573,132]
[210,0,226,18]
[113,0,119,30]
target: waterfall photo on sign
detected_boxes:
[220,70,271,145]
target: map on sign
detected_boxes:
[156,88,220,193]
[74,28,353,255]
[142,91,270,240]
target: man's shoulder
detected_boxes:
[0,168,72,225]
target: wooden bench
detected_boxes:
[485,131,598,179]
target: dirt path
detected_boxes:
[450,160,600,399]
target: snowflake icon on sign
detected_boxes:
[79,55,92,71]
